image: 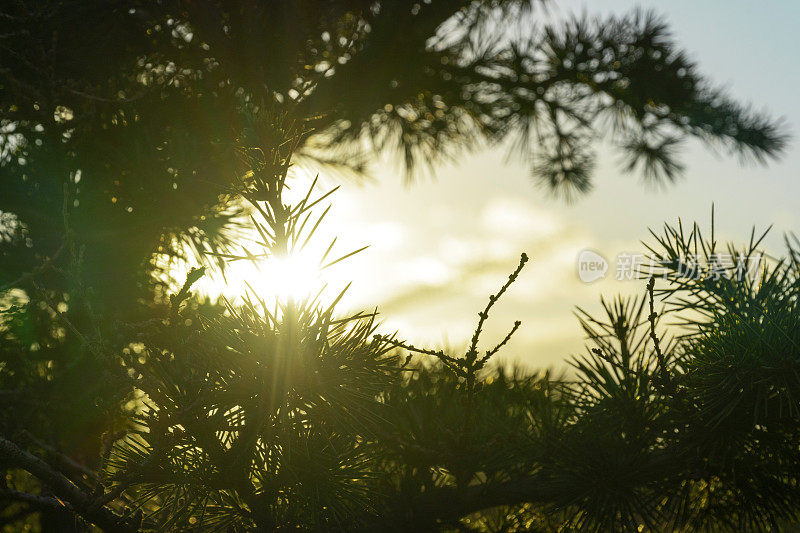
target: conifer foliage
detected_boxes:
[3,115,800,530]
[0,1,796,531]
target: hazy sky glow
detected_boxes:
[200,0,800,371]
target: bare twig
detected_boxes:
[378,336,465,376]
[479,320,522,367]
[646,277,664,365]
[647,276,675,394]
[375,253,529,383]
[466,253,528,361]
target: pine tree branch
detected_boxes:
[379,336,464,375]
[647,276,677,396]
[479,320,522,367]
[0,488,69,514]
[0,437,134,532]
[377,474,552,530]
[19,431,98,484]
[466,253,528,361]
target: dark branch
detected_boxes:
[0,437,133,532]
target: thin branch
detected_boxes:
[646,277,664,365]
[647,276,675,395]
[479,320,521,366]
[466,253,528,360]
[0,487,71,513]
[66,86,148,103]
[378,336,465,376]
[0,239,67,292]
[19,431,98,484]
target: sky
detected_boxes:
[204,1,800,371]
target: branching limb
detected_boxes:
[0,436,134,532]
[378,336,465,376]
[466,253,528,362]
[376,254,529,382]
[478,320,521,367]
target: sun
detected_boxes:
[193,234,360,308]
[167,170,378,309]
[241,251,324,304]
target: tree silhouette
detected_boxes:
[0,1,787,307]
[0,1,795,531]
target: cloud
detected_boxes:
[481,198,559,239]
